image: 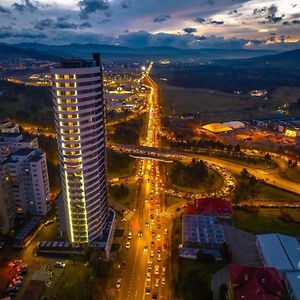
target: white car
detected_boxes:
[162,266,166,274]
[155,278,160,287]
[161,277,166,286]
[55,261,65,268]
[150,250,154,257]
[128,232,132,240]
[157,254,161,262]
[154,265,159,275]
[157,234,161,241]
[146,272,151,281]
[116,278,122,289]
[126,241,130,249]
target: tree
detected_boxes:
[180,269,213,300]
[197,250,216,264]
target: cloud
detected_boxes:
[99,19,111,24]
[120,0,131,9]
[194,17,224,25]
[0,5,11,14]
[228,9,242,17]
[253,4,285,24]
[283,19,300,25]
[12,0,39,13]
[34,18,91,31]
[194,17,206,24]
[0,26,47,39]
[79,22,92,29]
[78,0,110,19]
[153,14,171,23]
[208,19,224,25]
[183,27,197,34]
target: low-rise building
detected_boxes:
[227,264,284,300]
[186,197,233,219]
[256,234,300,272]
[182,214,225,249]
[283,271,300,300]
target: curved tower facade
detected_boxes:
[51,54,108,244]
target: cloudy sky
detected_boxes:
[0,0,299,49]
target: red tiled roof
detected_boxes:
[185,197,233,216]
[229,264,284,300]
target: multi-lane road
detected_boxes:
[110,69,172,300]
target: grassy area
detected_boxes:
[165,195,183,208]
[271,86,300,103]
[109,182,137,210]
[159,83,298,122]
[280,167,300,184]
[166,165,223,194]
[233,209,300,236]
[44,262,94,300]
[257,184,300,202]
[220,156,277,170]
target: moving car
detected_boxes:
[126,241,131,249]
[55,261,66,268]
[154,265,159,275]
[161,277,166,286]
[116,278,122,289]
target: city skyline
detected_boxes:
[0,0,299,49]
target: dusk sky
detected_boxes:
[0,0,299,49]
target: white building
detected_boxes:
[0,162,15,235]
[51,53,109,244]
[6,148,51,216]
[0,132,38,162]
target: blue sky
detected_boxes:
[0,0,299,49]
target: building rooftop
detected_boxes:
[186,197,233,216]
[284,271,300,300]
[229,264,284,300]
[11,148,35,157]
[58,53,101,69]
[256,234,300,271]
[182,214,225,247]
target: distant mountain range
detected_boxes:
[217,49,300,68]
[0,42,281,62]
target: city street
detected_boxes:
[108,68,172,300]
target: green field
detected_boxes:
[280,167,300,184]
[233,209,300,236]
[109,182,137,210]
[256,184,300,202]
[159,83,299,122]
[271,86,300,103]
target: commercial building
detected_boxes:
[202,121,246,133]
[283,271,300,300]
[182,214,225,248]
[227,264,284,300]
[186,197,233,219]
[256,234,300,272]
[51,53,109,244]
[6,148,51,216]
[0,162,15,235]
[256,234,300,300]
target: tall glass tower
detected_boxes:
[52,53,108,244]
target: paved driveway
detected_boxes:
[211,222,261,300]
